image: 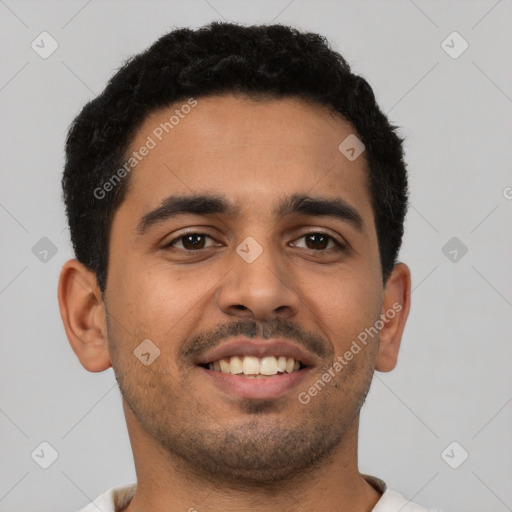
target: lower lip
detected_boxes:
[198,367,311,400]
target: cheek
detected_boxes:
[302,267,382,352]
[138,261,218,314]
[107,258,222,355]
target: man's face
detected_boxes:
[105,94,385,481]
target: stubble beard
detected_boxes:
[107,312,377,486]
[116,359,375,487]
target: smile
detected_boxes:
[203,355,304,376]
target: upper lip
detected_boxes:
[196,338,318,367]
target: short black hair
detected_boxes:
[62,21,408,293]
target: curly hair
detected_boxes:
[62,21,408,293]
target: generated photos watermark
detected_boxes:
[298,302,403,404]
[93,97,198,200]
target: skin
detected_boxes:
[58,94,411,512]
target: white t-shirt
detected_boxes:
[77,475,440,512]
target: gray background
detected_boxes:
[1,1,511,511]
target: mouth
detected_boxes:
[200,355,306,377]
[195,338,315,399]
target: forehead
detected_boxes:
[117,94,374,227]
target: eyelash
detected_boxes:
[163,231,346,252]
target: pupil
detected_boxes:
[307,234,328,250]
[184,234,204,249]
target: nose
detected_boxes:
[216,237,301,322]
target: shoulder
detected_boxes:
[363,474,441,512]
[372,488,441,512]
[76,482,137,512]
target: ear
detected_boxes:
[57,259,112,372]
[375,262,411,372]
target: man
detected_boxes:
[58,21,437,512]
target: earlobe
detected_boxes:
[375,262,411,372]
[57,259,112,372]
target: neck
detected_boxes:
[120,403,382,512]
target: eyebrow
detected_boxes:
[136,192,364,235]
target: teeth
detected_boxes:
[207,355,302,376]
[260,356,278,375]
[219,358,230,373]
[242,356,260,375]
[230,355,243,374]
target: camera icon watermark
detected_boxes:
[134,338,160,365]
[236,236,263,263]
[32,237,58,263]
[441,31,469,59]
[31,441,59,469]
[442,236,468,263]
[338,134,365,161]
[441,441,468,469]
[31,31,59,59]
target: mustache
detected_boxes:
[179,318,328,361]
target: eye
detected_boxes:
[292,232,345,251]
[164,233,218,251]
[162,231,345,253]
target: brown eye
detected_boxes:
[166,233,215,251]
[293,232,345,251]
[305,233,329,250]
